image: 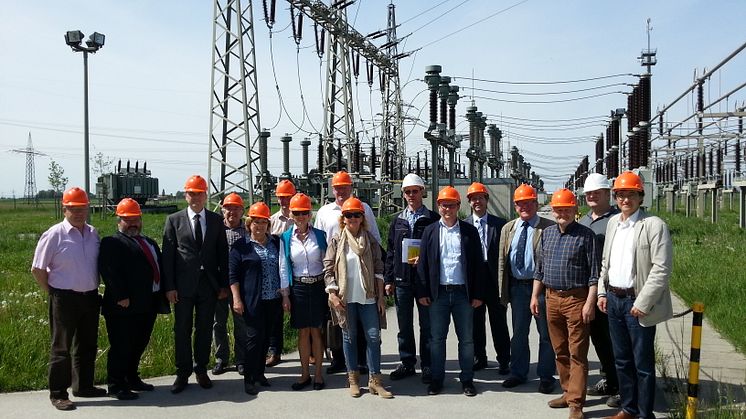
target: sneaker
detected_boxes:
[421,367,433,384]
[389,364,415,381]
[606,394,621,408]
[212,361,228,375]
[587,378,617,396]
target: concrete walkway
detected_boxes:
[0,303,675,419]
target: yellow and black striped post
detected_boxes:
[686,302,705,419]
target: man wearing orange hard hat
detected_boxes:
[99,198,170,400]
[212,192,249,376]
[598,171,672,419]
[32,187,106,410]
[498,183,557,394]
[162,175,229,394]
[416,186,487,397]
[531,189,599,419]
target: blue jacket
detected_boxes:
[384,207,440,286]
[279,226,327,287]
[229,234,281,319]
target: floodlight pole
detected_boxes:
[83,50,90,210]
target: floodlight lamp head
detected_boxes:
[86,32,105,49]
[64,30,84,47]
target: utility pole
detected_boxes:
[11,133,46,205]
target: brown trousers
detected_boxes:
[546,287,590,408]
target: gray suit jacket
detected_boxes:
[162,208,229,298]
[598,210,673,327]
[497,216,555,306]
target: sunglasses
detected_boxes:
[439,203,458,209]
[343,212,363,219]
[292,211,310,216]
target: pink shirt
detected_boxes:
[32,218,100,292]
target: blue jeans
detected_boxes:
[429,285,474,383]
[509,282,556,382]
[395,284,431,369]
[342,302,381,374]
[607,292,657,418]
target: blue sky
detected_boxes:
[1,0,744,197]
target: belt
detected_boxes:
[49,286,98,296]
[294,274,324,284]
[439,284,465,292]
[608,285,636,298]
[547,287,588,297]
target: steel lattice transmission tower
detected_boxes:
[11,133,46,204]
[207,0,264,208]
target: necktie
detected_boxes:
[515,221,529,271]
[135,236,160,284]
[193,214,203,250]
[477,219,487,259]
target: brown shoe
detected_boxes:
[548,396,569,408]
[195,372,213,389]
[568,406,584,419]
[265,354,281,367]
[602,411,635,419]
[51,398,75,411]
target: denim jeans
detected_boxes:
[342,302,381,374]
[429,285,474,383]
[607,292,657,418]
[395,284,431,369]
[509,282,556,382]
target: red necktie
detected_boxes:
[135,236,160,284]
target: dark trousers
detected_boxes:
[48,287,101,399]
[266,303,284,356]
[104,310,156,390]
[473,299,511,367]
[589,306,618,389]
[213,296,247,365]
[394,283,431,369]
[174,277,217,377]
[241,298,282,383]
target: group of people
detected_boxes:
[32,169,671,419]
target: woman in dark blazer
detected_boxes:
[230,202,282,395]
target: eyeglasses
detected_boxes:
[438,202,458,210]
[615,192,639,201]
[292,211,310,216]
[343,212,363,219]
[403,189,421,196]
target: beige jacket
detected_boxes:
[598,210,673,327]
[323,231,386,329]
[498,216,555,306]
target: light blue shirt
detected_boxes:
[509,214,539,280]
[438,220,465,285]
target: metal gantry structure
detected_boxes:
[207,0,265,208]
[11,133,45,204]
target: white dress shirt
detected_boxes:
[608,209,640,288]
[313,200,381,244]
[279,226,324,289]
[186,207,207,240]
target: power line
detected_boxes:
[470,90,624,104]
[453,73,636,85]
[469,82,629,96]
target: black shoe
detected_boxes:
[606,394,621,408]
[291,377,312,391]
[326,362,346,375]
[427,381,443,395]
[212,361,228,375]
[473,357,488,371]
[538,380,556,394]
[128,379,155,392]
[502,377,524,388]
[313,381,326,391]
[257,375,271,387]
[244,380,258,395]
[236,364,245,376]
[498,363,510,375]
[171,376,188,394]
[389,364,416,381]
[109,389,139,400]
[462,381,477,397]
[265,354,281,367]
[358,365,369,375]
[72,387,107,398]
[51,398,75,411]
[421,367,433,384]
[196,373,213,389]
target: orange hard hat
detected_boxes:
[437,186,461,203]
[247,202,271,219]
[275,179,297,197]
[289,193,312,211]
[184,175,207,193]
[341,197,365,214]
[221,192,244,208]
[332,171,353,187]
[550,188,577,208]
[466,182,489,199]
[61,187,89,207]
[513,184,537,202]
[613,171,644,192]
[115,197,142,217]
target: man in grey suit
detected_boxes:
[462,182,510,374]
[163,175,229,394]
